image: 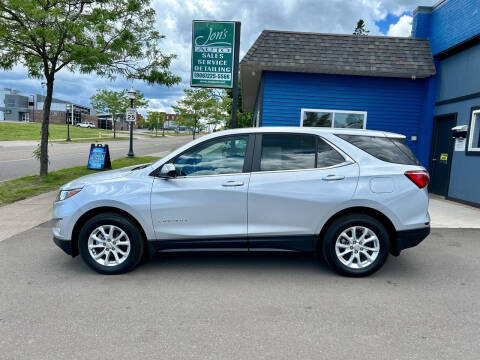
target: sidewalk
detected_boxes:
[1,189,479,243]
[0,150,170,242]
[429,194,480,228]
[0,190,57,242]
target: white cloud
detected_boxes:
[0,0,436,113]
[387,14,413,37]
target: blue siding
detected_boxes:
[412,0,480,55]
[261,71,429,163]
[436,42,480,101]
[411,9,431,39]
[436,99,480,204]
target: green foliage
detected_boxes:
[0,0,180,175]
[353,19,370,36]
[0,156,159,207]
[90,88,148,136]
[146,111,165,135]
[224,79,253,128]
[90,88,148,116]
[0,0,181,85]
[172,88,226,134]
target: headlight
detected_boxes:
[56,188,82,202]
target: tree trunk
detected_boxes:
[39,76,54,176]
[113,117,116,138]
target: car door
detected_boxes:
[247,133,359,251]
[150,134,254,249]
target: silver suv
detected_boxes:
[53,127,430,276]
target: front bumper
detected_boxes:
[392,226,430,256]
[53,236,72,255]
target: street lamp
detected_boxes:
[127,88,136,158]
[66,103,72,141]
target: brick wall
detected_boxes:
[29,110,99,127]
[29,109,67,124]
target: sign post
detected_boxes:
[191,20,240,128]
[126,88,136,158]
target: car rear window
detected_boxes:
[336,134,419,165]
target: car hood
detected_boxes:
[61,163,151,189]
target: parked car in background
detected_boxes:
[52,127,430,276]
[76,122,95,128]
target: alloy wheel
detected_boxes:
[87,225,131,267]
[335,226,380,269]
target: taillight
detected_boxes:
[405,170,430,189]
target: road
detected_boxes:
[0,135,193,181]
[1,227,479,359]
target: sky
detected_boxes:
[0,0,436,115]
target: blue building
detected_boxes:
[240,0,480,207]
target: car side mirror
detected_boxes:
[160,163,177,178]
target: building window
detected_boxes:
[300,109,367,129]
[468,109,480,154]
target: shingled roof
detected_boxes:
[240,30,436,112]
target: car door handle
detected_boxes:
[322,175,345,181]
[222,180,244,187]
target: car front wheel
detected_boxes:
[321,214,390,277]
[78,212,144,274]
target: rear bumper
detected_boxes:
[392,226,430,256]
[53,236,72,255]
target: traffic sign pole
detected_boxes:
[126,89,136,158]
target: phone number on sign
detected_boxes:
[192,72,231,80]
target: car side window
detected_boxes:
[260,134,316,171]
[317,138,346,168]
[173,135,249,176]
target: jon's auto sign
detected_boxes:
[191,21,236,88]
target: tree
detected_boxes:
[90,89,148,137]
[146,111,165,136]
[172,88,219,139]
[0,0,180,176]
[136,113,146,129]
[224,80,253,128]
[353,19,370,36]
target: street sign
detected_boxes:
[126,108,136,122]
[191,20,237,88]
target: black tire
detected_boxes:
[321,214,390,277]
[78,212,145,274]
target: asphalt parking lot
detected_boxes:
[1,225,479,360]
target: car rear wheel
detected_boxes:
[78,213,144,274]
[321,214,390,277]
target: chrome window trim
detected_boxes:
[155,172,250,180]
[151,132,356,179]
[251,160,355,175]
[153,161,356,180]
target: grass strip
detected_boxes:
[0,122,114,141]
[0,156,159,207]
